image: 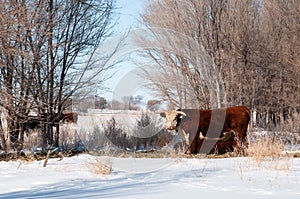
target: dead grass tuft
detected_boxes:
[248,136,283,163]
[87,156,113,175]
[246,131,292,171]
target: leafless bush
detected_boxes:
[78,125,109,151]
[23,129,43,151]
[131,112,171,149]
[59,124,83,151]
[100,114,173,151]
[277,113,300,136]
[103,117,132,149]
[251,112,300,151]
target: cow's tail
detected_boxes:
[244,106,251,123]
[243,106,251,141]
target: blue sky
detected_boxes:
[115,0,148,32]
[101,0,152,102]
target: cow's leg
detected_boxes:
[178,128,190,145]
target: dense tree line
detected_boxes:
[139,0,300,129]
[0,0,116,151]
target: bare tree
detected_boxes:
[139,0,299,130]
[139,0,229,109]
[0,0,117,151]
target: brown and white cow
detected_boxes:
[160,106,251,154]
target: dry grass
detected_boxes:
[248,136,283,163]
[87,156,113,175]
[234,132,293,182]
[246,132,292,171]
[86,143,115,175]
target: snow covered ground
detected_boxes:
[0,154,299,199]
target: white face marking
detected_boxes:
[161,110,190,144]
[164,111,179,130]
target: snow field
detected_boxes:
[0,154,299,199]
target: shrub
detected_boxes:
[247,130,292,170]
[87,156,112,175]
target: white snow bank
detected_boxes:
[0,154,299,199]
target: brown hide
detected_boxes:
[62,112,78,124]
[174,106,250,154]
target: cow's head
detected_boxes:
[160,109,186,131]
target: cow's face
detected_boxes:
[160,109,186,131]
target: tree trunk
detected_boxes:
[0,116,7,151]
[54,123,60,147]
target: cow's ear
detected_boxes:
[160,112,166,118]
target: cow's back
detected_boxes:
[223,106,251,138]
